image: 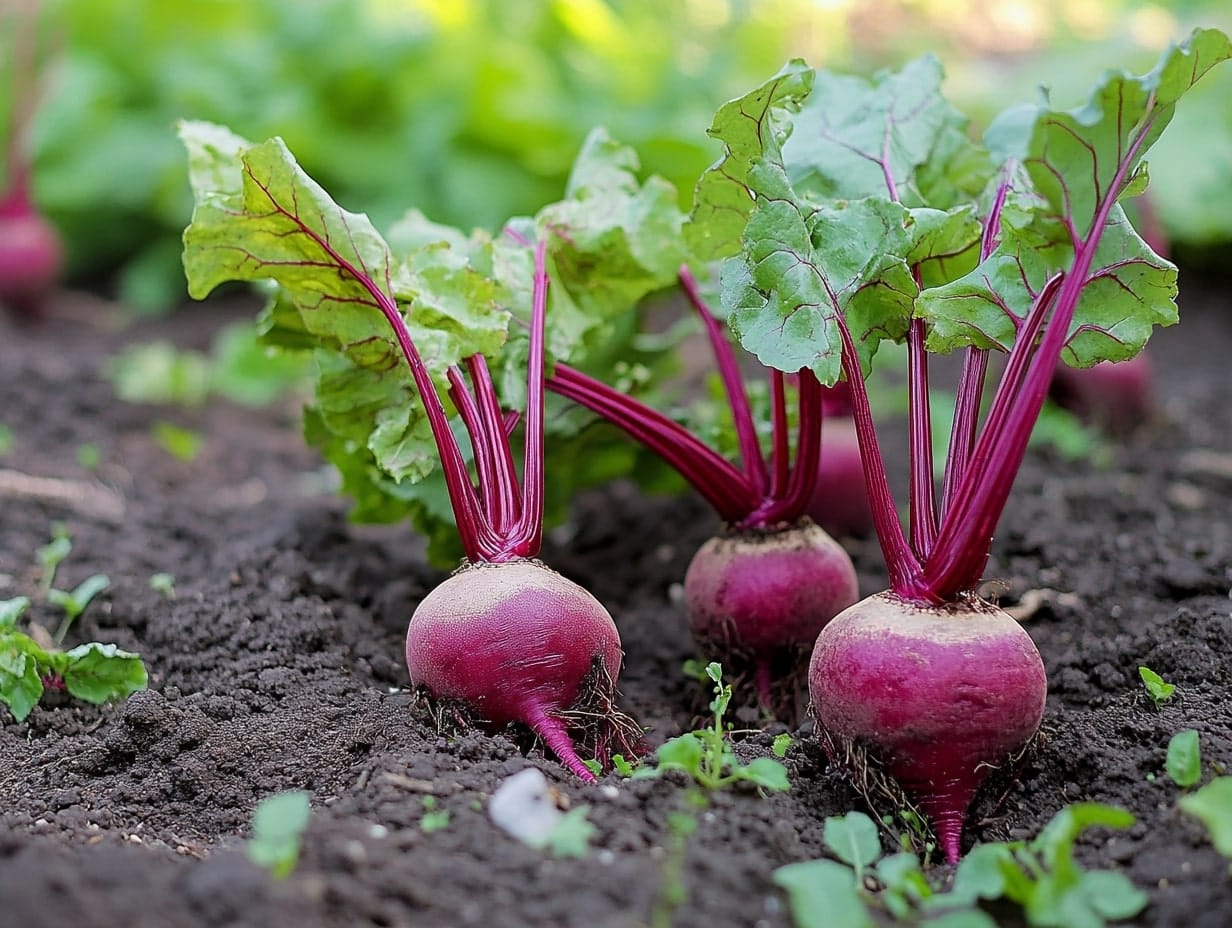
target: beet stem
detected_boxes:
[906,318,938,558]
[680,264,769,493]
[510,238,548,556]
[466,354,522,534]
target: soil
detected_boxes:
[1,282,1230,928]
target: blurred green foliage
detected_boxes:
[5,0,1231,314]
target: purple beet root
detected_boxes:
[809,591,1047,863]
[685,519,859,720]
[406,558,626,782]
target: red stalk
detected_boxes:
[466,354,521,534]
[680,264,768,493]
[906,318,937,557]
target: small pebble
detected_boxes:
[488,768,561,845]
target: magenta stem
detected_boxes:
[922,106,1159,599]
[754,369,822,527]
[939,348,988,517]
[835,316,926,596]
[467,354,522,534]
[509,239,549,556]
[906,318,937,558]
[768,370,790,500]
[447,366,499,525]
[680,264,769,493]
[547,365,759,521]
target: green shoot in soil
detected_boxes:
[0,596,147,722]
[775,804,1148,928]
[633,662,789,792]
[36,523,71,596]
[1179,778,1232,864]
[419,796,450,833]
[248,791,312,878]
[148,573,176,599]
[1138,666,1175,708]
[1166,730,1202,789]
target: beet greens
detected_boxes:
[695,31,1230,859]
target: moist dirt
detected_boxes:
[0,285,1229,927]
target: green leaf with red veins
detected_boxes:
[687,59,814,262]
[918,30,1229,363]
[784,55,991,207]
[921,202,1176,364]
[180,121,511,488]
[723,196,915,383]
[905,206,983,288]
[986,28,1232,243]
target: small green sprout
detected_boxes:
[1166,730,1202,789]
[48,574,110,642]
[542,806,595,859]
[149,573,176,599]
[0,595,147,721]
[152,421,203,461]
[248,791,312,878]
[772,733,793,758]
[76,443,102,470]
[419,796,450,833]
[611,754,636,777]
[1179,777,1232,861]
[1138,666,1175,708]
[634,663,789,793]
[36,523,72,596]
[774,804,1148,928]
[0,424,15,456]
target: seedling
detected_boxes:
[152,421,203,462]
[148,572,176,599]
[774,804,1147,928]
[36,522,71,596]
[419,796,450,834]
[540,806,596,859]
[1179,778,1232,862]
[1165,730,1202,789]
[75,443,101,470]
[0,596,147,721]
[248,790,311,879]
[0,424,14,456]
[772,733,793,758]
[47,573,111,642]
[633,663,789,793]
[1138,666,1176,708]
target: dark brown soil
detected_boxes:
[0,284,1229,928]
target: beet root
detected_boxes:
[685,519,859,721]
[809,591,1047,862]
[406,558,630,782]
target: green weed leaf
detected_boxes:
[1166,729,1202,788]
[248,791,312,879]
[61,642,149,704]
[1179,777,1232,857]
[824,811,883,874]
[774,858,874,928]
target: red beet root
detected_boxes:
[809,592,1046,862]
[686,519,858,716]
[406,559,625,782]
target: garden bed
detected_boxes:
[0,283,1229,928]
